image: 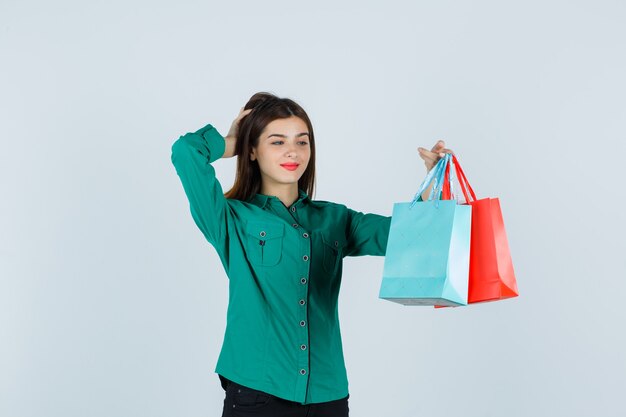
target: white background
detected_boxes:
[2,1,625,416]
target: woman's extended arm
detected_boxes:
[342,140,456,257]
[343,209,392,257]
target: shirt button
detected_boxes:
[300,369,307,375]
[299,299,306,306]
[302,232,309,238]
[300,278,307,284]
[291,206,296,212]
[259,231,266,237]
[300,344,307,350]
[302,255,309,261]
[292,223,299,228]
[300,320,306,327]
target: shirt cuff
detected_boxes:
[193,123,226,163]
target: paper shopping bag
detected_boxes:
[451,156,518,303]
[379,154,472,306]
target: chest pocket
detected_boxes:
[245,221,285,267]
[322,233,347,274]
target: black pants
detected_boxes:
[220,375,349,417]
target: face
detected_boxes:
[250,116,311,191]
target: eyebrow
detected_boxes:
[266,132,310,139]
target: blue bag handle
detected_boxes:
[430,153,450,201]
[448,153,457,201]
[410,153,463,208]
[409,156,444,207]
[410,154,450,208]
[431,154,456,208]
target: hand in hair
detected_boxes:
[223,107,252,158]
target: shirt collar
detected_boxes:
[250,188,310,209]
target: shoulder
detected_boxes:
[308,197,349,212]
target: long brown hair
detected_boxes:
[224,92,316,202]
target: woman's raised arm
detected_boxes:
[170,109,252,255]
[171,123,230,251]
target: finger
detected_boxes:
[418,155,439,165]
[237,109,253,120]
[430,140,445,151]
[418,147,444,160]
[419,155,438,163]
[418,147,439,154]
[417,148,435,159]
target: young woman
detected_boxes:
[170,92,453,417]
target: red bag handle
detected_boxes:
[451,154,477,203]
[441,163,451,200]
[450,156,470,203]
[440,154,477,203]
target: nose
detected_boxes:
[286,143,297,158]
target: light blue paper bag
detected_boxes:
[379,154,472,306]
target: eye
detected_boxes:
[298,141,309,146]
[271,141,284,145]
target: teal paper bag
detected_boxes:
[379,154,472,306]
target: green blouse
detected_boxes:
[170,123,392,404]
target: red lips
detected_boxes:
[280,163,299,171]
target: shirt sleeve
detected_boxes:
[170,123,229,255]
[343,208,392,257]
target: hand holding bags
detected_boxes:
[379,154,472,306]
[379,151,519,307]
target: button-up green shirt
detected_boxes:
[170,123,392,404]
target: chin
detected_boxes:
[282,177,302,184]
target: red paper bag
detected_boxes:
[436,155,518,306]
